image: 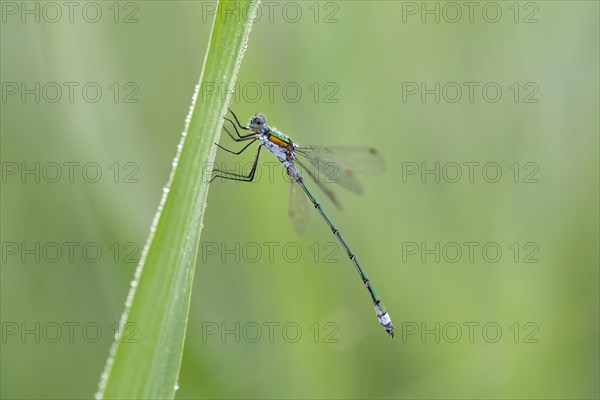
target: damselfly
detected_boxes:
[210,110,394,338]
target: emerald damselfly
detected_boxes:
[210,110,394,338]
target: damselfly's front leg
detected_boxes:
[215,138,257,155]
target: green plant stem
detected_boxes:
[96,1,260,398]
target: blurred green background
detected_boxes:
[1,1,598,399]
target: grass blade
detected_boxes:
[96,1,260,398]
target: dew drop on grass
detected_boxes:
[94,371,110,399]
[124,290,134,308]
[183,83,200,132]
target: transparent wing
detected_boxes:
[288,181,309,234]
[295,158,342,210]
[295,146,385,194]
[296,146,385,174]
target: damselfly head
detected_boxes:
[248,114,267,132]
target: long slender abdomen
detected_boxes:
[294,177,394,338]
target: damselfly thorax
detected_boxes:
[260,129,296,164]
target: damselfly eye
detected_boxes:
[250,115,266,128]
[247,114,267,132]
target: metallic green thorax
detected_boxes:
[268,129,292,144]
